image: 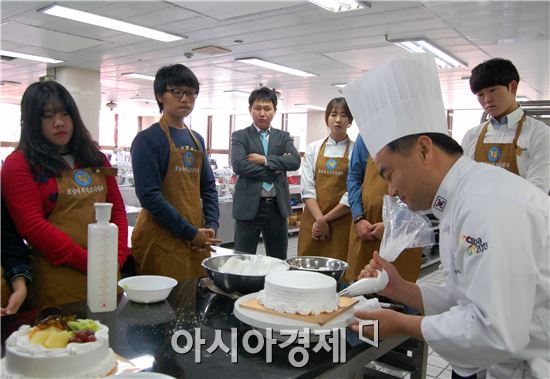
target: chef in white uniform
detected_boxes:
[343,53,550,378]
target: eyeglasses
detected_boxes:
[166,88,199,99]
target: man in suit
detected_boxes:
[231,87,301,259]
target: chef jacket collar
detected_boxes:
[489,105,523,130]
[430,156,476,220]
[327,135,349,146]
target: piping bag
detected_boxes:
[340,196,436,297]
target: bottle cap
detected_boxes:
[94,202,113,223]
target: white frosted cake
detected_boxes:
[258,271,339,315]
[2,317,116,378]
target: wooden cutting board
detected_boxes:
[240,297,358,326]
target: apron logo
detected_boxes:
[183,151,195,168]
[460,234,488,256]
[487,147,502,162]
[433,196,447,212]
[326,159,337,170]
[73,170,92,187]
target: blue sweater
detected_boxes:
[131,123,219,241]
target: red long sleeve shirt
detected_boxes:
[1,151,130,273]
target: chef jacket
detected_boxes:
[301,135,354,207]
[461,106,550,193]
[418,156,550,378]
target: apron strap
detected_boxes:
[512,114,526,147]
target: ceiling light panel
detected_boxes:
[121,73,155,81]
[40,5,184,42]
[0,49,63,64]
[236,57,317,77]
[388,37,466,69]
[309,0,364,13]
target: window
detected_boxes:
[0,104,20,143]
[451,109,483,143]
[99,110,116,146]
[271,113,283,130]
[210,153,230,169]
[211,115,231,150]
[286,113,308,152]
[234,114,250,132]
[117,113,139,147]
[189,113,208,141]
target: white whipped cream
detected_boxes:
[257,271,339,315]
[219,256,288,276]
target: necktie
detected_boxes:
[260,131,274,191]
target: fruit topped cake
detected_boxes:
[2,315,116,378]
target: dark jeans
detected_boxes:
[234,199,288,260]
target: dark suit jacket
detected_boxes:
[231,125,301,220]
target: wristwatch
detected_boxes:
[353,215,365,224]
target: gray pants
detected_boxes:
[234,199,288,260]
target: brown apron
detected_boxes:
[473,114,525,175]
[297,138,352,260]
[1,268,9,308]
[345,156,422,282]
[29,166,117,309]
[132,116,207,281]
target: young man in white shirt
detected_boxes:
[461,58,550,193]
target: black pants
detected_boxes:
[452,371,477,379]
[234,199,288,260]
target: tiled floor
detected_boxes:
[256,235,452,378]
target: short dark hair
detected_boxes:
[386,133,463,156]
[18,81,104,177]
[324,97,353,125]
[248,87,277,109]
[154,64,200,112]
[469,58,520,94]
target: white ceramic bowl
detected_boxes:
[118,275,177,303]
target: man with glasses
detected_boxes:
[131,64,220,281]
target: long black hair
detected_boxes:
[18,81,104,177]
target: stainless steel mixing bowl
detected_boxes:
[285,256,349,282]
[201,254,287,294]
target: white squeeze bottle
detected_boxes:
[87,202,118,312]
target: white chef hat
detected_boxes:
[343,53,448,157]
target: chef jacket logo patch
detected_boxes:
[183,151,195,168]
[326,159,337,171]
[461,234,488,256]
[487,147,502,162]
[73,170,92,187]
[433,196,447,212]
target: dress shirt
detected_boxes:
[301,135,354,207]
[461,106,550,193]
[253,124,276,197]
